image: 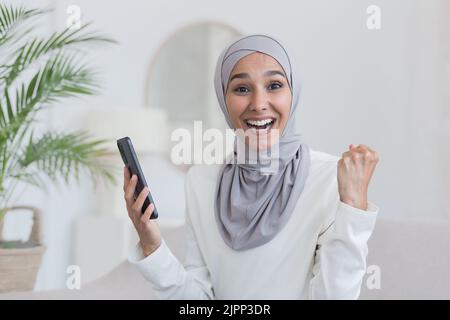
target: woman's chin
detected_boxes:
[245,128,280,151]
[248,142,270,151]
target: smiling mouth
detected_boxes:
[244,118,276,131]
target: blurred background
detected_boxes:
[1,0,449,292]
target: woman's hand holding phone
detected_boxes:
[123,166,162,257]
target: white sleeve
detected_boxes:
[309,200,379,300]
[127,213,215,300]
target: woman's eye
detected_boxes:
[269,83,282,90]
[234,86,249,93]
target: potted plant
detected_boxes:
[0,4,117,292]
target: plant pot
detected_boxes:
[0,206,46,293]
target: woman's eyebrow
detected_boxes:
[228,70,286,83]
[264,70,285,78]
[228,73,249,83]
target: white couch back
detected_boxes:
[159,218,450,299]
[360,218,450,299]
[1,217,449,299]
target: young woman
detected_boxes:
[126,34,380,299]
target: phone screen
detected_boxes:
[117,137,158,219]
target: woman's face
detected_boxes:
[225,52,291,150]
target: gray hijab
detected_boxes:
[213,34,311,251]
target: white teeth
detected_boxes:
[246,119,274,126]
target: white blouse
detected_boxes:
[128,149,379,299]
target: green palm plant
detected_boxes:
[0,4,118,221]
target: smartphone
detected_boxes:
[117,137,158,219]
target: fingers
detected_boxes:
[132,187,149,213]
[351,144,378,162]
[123,166,131,191]
[349,144,372,152]
[124,174,138,206]
[141,203,154,223]
[343,144,379,163]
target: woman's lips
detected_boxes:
[243,118,276,132]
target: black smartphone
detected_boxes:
[117,136,158,219]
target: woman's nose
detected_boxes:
[250,92,269,112]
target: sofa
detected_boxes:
[1,217,449,299]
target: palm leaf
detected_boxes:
[0,4,117,213]
[17,131,117,186]
[0,4,45,46]
[1,22,116,87]
[0,52,98,144]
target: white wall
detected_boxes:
[4,0,449,290]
